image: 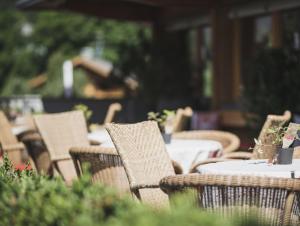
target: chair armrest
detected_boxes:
[223,151,253,160]
[159,173,202,193]
[69,146,118,155]
[20,132,42,142]
[1,142,25,152]
[172,160,183,174]
[131,183,160,190]
[89,139,101,146]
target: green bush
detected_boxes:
[0,155,264,226]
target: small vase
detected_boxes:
[253,144,278,162]
[162,133,172,144]
[276,148,294,165]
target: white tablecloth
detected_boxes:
[198,159,300,178]
[88,129,222,173]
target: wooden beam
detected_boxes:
[61,1,159,22]
[271,11,283,48]
[123,0,218,7]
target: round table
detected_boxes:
[88,129,222,173]
[198,159,300,178]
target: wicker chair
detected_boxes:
[160,174,300,226]
[20,131,53,175]
[34,111,90,183]
[103,103,122,124]
[69,146,130,193]
[224,110,292,160]
[106,121,175,207]
[190,111,292,172]
[173,130,240,154]
[0,111,25,166]
[173,107,193,133]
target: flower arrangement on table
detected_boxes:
[147,110,175,143]
[265,124,300,164]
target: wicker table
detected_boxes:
[198,159,300,178]
[88,129,222,173]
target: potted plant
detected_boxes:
[72,104,93,130]
[267,126,298,164]
[252,139,279,163]
[147,110,175,144]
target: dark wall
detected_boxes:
[43,97,202,123]
[0,96,207,123]
[42,98,149,124]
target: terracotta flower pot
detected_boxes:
[253,144,278,162]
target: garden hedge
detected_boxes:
[0,155,264,226]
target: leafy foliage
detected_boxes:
[0,1,194,104]
[73,104,93,122]
[242,48,300,126]
[0,1,150,98]
[147,109,175,132]
[0,154,266,226]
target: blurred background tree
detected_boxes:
[0,0,151,97]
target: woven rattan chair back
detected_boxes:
[103,103,122,124]
[106,121,175,207]
[173,107,193,132]
[173,130,240,154]
[34,111,89,183]
[160,174,300,226]
[0,111,23,165]
[252,111,291,159]
[69,146,130,193]
[257,110,291,145]
[20,131,53,175]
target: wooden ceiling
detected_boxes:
[17,0,252,23]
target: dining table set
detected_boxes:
[88,128,222,174]
[5,109,300,226]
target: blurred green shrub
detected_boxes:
[0,155,266,226]
[72,103,93,122]
[0,2,150,98]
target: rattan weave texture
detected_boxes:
[160,174,300,226]
[34,111,90,182]
[106,121,175,207]
[70,146,130,193]
[0,111,24,165]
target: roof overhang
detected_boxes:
[16,0,254,26]
[17,0,227,23]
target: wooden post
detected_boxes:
[211,9,221,109]
[232,18,241,100]
[211,8,234,109]
[271,11,283,48]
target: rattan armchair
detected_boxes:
[173,130,240,154]
[173,107,193,132]
[103,102,122,124]
[34,111,90,183]
[0,111,25,166]
[221,110,292,160]
[106,121,175,207]
[20,131,53,175]
[69,146,130,193]
[189,111,292,172]
[160,174,300,226]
